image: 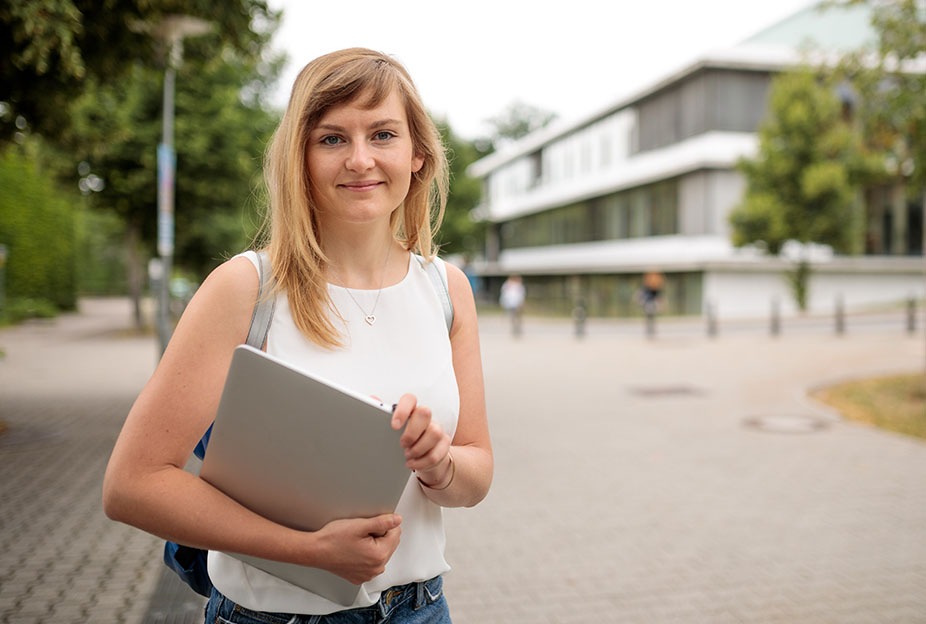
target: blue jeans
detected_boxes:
[204,576,451,624]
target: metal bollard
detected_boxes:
[907,297,917,334]
[572,301,587,339]
[835,294,845,335]
[770,298,781,337]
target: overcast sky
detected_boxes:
[266,0,815,139]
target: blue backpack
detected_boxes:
[163,253,453,597]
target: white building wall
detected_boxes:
[488,109,639,214]
[487,159,534,206]
[707,170,748,237]
[679,173,709,235]
[703,261,925,318]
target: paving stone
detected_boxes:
[2,300,925,624]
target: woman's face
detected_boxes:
[306,89,424,228]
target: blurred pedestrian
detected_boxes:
[500,274,526,336]
[638,270,664,338]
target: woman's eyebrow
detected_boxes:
[313,118,406,132]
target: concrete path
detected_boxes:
[1,298,924,623]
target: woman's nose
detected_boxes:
[345,141,374,171]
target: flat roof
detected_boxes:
[468,2,875,179]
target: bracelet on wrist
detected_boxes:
[417,451,455,491]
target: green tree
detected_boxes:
[0,0,276,144]
[436,121,486,257]
[729,67,871,310]
[476,100,557,153]
[831,0,926,252]
[59,45,280,326]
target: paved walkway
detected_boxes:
[1,298,924,623]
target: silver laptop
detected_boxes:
[199,344,412,606]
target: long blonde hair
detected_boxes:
[259,48,449,348]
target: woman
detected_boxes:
[103,48,493,623]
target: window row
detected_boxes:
[499,180,680,249]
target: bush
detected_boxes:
[1,297,59,324]
[0,147,78,310]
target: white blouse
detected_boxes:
[208,251,460,615]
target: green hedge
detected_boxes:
[0,148,77,311]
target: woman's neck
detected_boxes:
[323,234,407,289]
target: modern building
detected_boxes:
[467,2,924,319]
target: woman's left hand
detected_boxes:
[391,393,452,483]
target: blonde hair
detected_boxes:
[259,48,449,348]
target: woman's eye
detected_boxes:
[321,135,342,146]
[374,131,395,141]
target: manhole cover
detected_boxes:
[628,385,704,397]
[743,414,829,434]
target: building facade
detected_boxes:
[467,3,924,319]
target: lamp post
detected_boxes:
[155,15,211,356]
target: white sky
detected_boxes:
[266,0,815,140]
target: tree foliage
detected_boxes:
[729,67,872,256]
[830,0,926,194]
[0,145,77,311]
[436,121,487,257]
[476,100,557,153]
[0,0,277,145]
[729,67,876,310]
[60,37,281,282]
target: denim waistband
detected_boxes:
[207,576,444,624]
[377,576,443,619]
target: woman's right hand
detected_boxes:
[311,513,402,584]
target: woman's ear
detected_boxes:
[412,153,425,173]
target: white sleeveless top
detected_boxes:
[208,251,460,615]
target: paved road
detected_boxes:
[1,298,924,623]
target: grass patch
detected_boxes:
[812,373,926,440]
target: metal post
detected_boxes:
[770,297,781,337]
[572,299,587,339]
[835,294,845,335]
[152,16,210,358]
[907,297,917,334]
[157,58,177,357]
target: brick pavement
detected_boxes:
[0,299,167,623]
[1,298,924,623]
[446,316,926,623]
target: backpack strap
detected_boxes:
[416,255,454,333]
[193,251,275,461]
[245,251,276,349]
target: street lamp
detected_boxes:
[155,15,211,356]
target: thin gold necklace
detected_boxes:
[339,243,392,326]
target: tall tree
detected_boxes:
[477,100,557,153]
[728,67,874,310]
[435,121,486,257]
[48,8,282,327]
[831,0,926,253]
[0,0,275,144]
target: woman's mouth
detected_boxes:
[340,180,382,192]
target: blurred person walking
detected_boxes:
[499,274,526,337]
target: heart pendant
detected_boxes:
[364,315,376,326]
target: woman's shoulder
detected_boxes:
[208,253,259,288]
[440,260,470,296]
[188,255,261,318]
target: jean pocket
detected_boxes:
[213,606,296,624]
[422,576,444,604]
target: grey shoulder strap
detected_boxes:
[416,255,454,333]
[245,252,276,349]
